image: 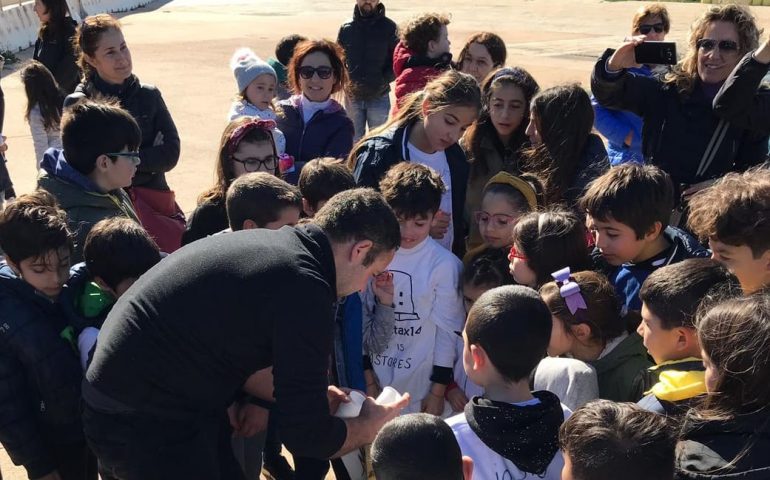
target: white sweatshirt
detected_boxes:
[28,105,62,168]
[364,236,465,413]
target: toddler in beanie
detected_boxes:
[227,47,286,154]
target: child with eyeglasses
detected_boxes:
[182,117,283,245]
[464,171,540,263]
[228,48,287,156]
[37,99,141,262]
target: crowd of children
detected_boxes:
[1,0,770,479]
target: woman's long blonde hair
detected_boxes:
[663,4,761,95]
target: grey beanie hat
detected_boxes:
[230,48,277,93]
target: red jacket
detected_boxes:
[391,42,450,115]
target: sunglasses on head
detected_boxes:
[696,38,739,53]
[638,23,665,35]
[298,66,333,80]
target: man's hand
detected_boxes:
[228,402,269,438]
[327,385,352,416]
[430,210,451,239]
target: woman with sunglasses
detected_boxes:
[592,5,768,205]
[66,14,183,252]
[591,3,670,166]
[276,39,354,185]
[182,117,280,245]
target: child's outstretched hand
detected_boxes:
[421,391,445,416]
[430,210,451,240]
[446,388,469,413]
[373,271,394,306]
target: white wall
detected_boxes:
[0,0,153,53]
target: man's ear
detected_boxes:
[93,275,118,298]
[242,219,258,230]
[301,198,315,218]
[462,455,474,480]
[350,239,373,264]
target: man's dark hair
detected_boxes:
[298,157,355,211]
[579,164,674,239]
[559,400,677,480]
[379,163,445,219]
[62,98,141,176]
[84,217,161,292]
[371,413,464,480]
[466,285,552,382]
[275,34,308,66]
[640,258,740,329]
[225,172,301,231]
[401,13,450,56]
[313,188,400,266]
[0,190,72,263]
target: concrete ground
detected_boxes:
[1,0,769,477]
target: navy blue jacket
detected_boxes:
[592,226,709,312]
[351,120,469,255]
[0,264,85,479]
[276,95,355,184]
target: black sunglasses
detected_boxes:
[638,23,665,35]
[298,66,333,80]
[231,155,277,172]
[696,38,739,53]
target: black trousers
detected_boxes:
[83,404,245,480]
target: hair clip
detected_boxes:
[227,119,277,155]
[552,267,587,315]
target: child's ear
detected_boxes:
[462,456,474,480]
[470,344,486,371]
[680,327,701,355]
[95,154,111,173]
[301,198,315,218]
[643,221,664,241]
[571,323,592,342]
[421,98,431,119]
[242,219,258,230]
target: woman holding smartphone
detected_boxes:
[592,4,769,205]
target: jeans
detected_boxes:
[345,94,390,141]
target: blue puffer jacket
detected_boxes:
[276,95,355,184]
[591,65,652,166]
[0,263,84,479]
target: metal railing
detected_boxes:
[0,0,33,12]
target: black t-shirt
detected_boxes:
[86,224,347,458]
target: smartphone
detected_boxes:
[634,41,677,65]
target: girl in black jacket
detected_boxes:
[350,70,481,256]
[676,294,770,479]
[32,0,80,94]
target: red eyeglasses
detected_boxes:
[508,244,527,261]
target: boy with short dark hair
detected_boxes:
[687,167,770,294]
[367,162,464,415]
[37,99,141,262]
[225,172,302,231]
[372,413,473,480]
[637,259,740,414]
[392,12,452,113]
[580,163,708,312]
[61,217,161,370]
[298,157,355,217]
[559,400,677,480]
[267,34,308,100]
[0,191,96,480]
[447,285,570,479]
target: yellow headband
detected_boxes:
[484,172,538,211]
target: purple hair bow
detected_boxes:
[552,267,587,315]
